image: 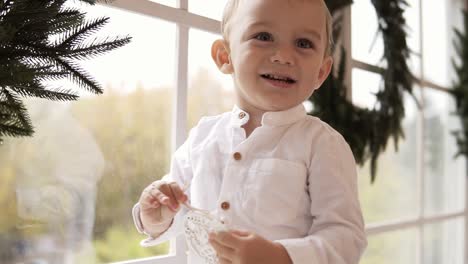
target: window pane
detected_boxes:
[423,217,465,264]
[423,88,466,216]
[351,0,384,66]
[189,0,228,21]
[187,29,235,130]
[352,0,422,75]
[0,4,175,263]
[351,68,381,109]
[422,0,464,86]
[356,74,421,224]
[360,228,419,264]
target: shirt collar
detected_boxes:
[230,104,307,127]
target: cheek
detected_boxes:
[235,57,258,80]
[302,63,322,82]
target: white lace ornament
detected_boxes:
[183,203,227,264]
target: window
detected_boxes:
[352,0,467,263]
[187,29,234,130]
[0,0,466,263]
[0,2,176,264]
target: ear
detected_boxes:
[211,39,233,74]
[315,56,333,89]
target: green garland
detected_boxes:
[451,10,468,158]
[315,0,417,182]
[0,0,131,143]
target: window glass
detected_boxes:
[351,68,381,109]
[189,0,228,21]
[187,29,235,130]
[360,228,419,264]
[423,218,465,264]
[351,0,384,66]
[356,75,421,224]
[352,0,422,76]
[422,0,464,86]
[0,4,175,263]
[423,88,466,216]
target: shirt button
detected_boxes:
[221,201,230,210]
[238,112,246,119]
[233,152,242,160]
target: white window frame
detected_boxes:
[106,0,468,263]
[343,0,468,263]
[107,1,219,263]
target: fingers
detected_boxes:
[140,181,187,212]
[209,231,239,249]
[218,256,233,264]
[139,183,162,209]
[159,182,187,211]
[168,182,188,203]
[230,229,251,237]
[209,235,235,262]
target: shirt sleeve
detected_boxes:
[275,132,367,264]
[132,129,195,247]
[132,202,189,247]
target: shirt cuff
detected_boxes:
[132,203,185,247]
[275,237,321,264]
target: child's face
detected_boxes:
[214,0,333,113]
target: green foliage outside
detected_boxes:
[0,69,233,263]
[92,227,169,263]
[71,85,173,238]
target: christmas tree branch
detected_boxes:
[0,0,131,142]
[57,17,108,49]
[55,58,102,93]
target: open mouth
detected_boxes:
[260,74,296,84]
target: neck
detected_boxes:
[242,116,261,137]
[237,104,265,138]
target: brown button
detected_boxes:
[233,152,242,160]
[238,112,246,119]
[221,201,230,210]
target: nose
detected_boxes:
[270,45,294,66]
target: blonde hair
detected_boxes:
[221,0,334,56]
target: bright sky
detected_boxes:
[63,0,231,96]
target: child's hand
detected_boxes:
[138,180,188,236]
[208,230,293,264]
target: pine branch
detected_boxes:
[10,83,78,101]
[0,0,131,141]
[56,17,109,49]
[62,36,131,60]
[0,87,33,135]
[0,123,32,137]
[47,9,84,35]
[55,58,103,93]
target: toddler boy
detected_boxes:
[134,0,367,263]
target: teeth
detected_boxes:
[264,74,294,82]
[267,74,288,81]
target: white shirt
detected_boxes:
[133,104,367,264]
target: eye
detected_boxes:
[296,38,314,49]
[254,32,273,42]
